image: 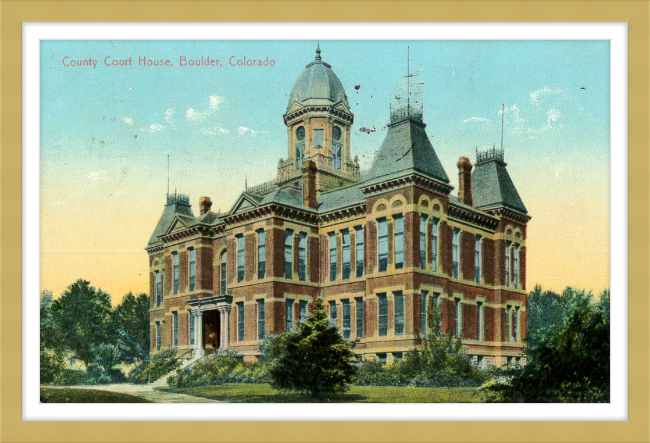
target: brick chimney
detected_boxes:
[457,157,473,206]
[199,196,212,215]
[301,160,318,210]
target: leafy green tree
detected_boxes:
[40,290,62,351]
[110,292,150,364]
[270,298,356,399]
[50,280,113,368]
[489,290,610,402]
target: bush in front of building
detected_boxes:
[168,349,271,388]
[127,349,182,384]
[52,366,127,386]
[270,298,356,399]
[40,350,66,384]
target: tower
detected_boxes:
[280,45,360,192]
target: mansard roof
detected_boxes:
[365,118,450,187]
[147,195,195,246]
[472,158,528,214]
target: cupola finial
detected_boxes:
[315,42,321,61]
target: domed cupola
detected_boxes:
[285,46,351,112]
[279,45,359,193]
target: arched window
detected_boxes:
[220,250,227,294]
[333,142,342,170]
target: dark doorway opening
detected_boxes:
[203,310,221,351]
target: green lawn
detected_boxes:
[40,387,152,403]
[159,383,485,403]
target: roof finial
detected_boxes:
[315,42,321,61]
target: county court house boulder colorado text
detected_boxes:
[146,47,531,368]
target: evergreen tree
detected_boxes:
[270,298,356,399]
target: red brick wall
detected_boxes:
[180,250,188,292]
[482,238,496,285]
[269,227,285,278]
[464,303,478,339]
[440,222,452,276]
[521,311,527,340]
[366,221,376,273]
[365,298,376,337]
[164,255,172,296]
[495,239,505,286]
[309,236,319,282]
[461,232,476,280]
[485,306,496,341]
[405,211,415,268]
[199,246,213,291]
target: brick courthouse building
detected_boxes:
[146,47,531,367]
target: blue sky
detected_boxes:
[40,40,610,300]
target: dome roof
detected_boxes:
[286,48,350,111]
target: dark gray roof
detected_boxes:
[192,211,222,226]
[317,183,366,213]
[472,159,528,214]
[365,118,449,186]
[147,201,195,245]
[259,187,307,209]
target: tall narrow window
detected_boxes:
[477,302,484,341]
[257,230,266,279]
[394,215,404,269]
[355,226,365,277]
[257,299,265,340]
[454,298,462,337]
[452,228,460,278]
[514,245,519,289]
[299,300,308,323]
[155,271,162,307]
[475,235,482,283]
[377,294,388,337]
[342,300,351,339]
[420,214,428,269]
[329,232,337,282]
[333,142,342,170]
[173,311,178,347]
[284,229,294,279]
[505,305,512,341]
[329,301,338,328]
[342,230,351,280]
[394,291,404,335]
[155,322,161,351]
[355,297,364,338]
[378,218,388,272]
[313,129,324,148]
[505,242,511,286]
[514,306,520,342]
[237,302,245,341]
[296,143,305,168]
[285,299,294,331]
[173,253,179,294]
[236,236,245,283]
[189,249,196,291]
[220,251,227,294]
[432,218,439,272]
[189,312,195,346]
[298,233,307,281]
[420,290,429,336]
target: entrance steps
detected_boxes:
[148,350,217,388]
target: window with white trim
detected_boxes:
[420,214,428,269]
[173,253,179,294]
[342,230,351,280]
[329,301,338,328]
[257,299,265,340]
[378,218,388,272]
[394,291,404,335]
[420,290,429,336]
[454,298,462,337]
[452,229,460,278]
[477,301,484,341]
[299,300,308,323]
[378,294,388,337]
[285,299,294,331]
[155,271,162,307]
[432,218,439,272]
[394,215,404,269]
[355,297,364,338]
[505,241,511,286]
[237,235,245,283]
[220,251,227,294]
[355,226,365,277]
[172,311,178,347]
[189,312,195,346]
[475,235,482,283]
[284,229,294,279]
[298,233,307,282]
[342,299,351,339]
[329,232,337,282]
[237,301,245,341]
[514,244,520,289]
[155,322,161,351]
[189,248,196,291]
[257,230,266,279]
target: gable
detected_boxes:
[229,193,261,216]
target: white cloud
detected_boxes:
[463,117,490,124]
[201,126,230,136]
[164,108,175,127]
[186,108,209,123]
[529,87,565,105]
[209,95,227,110]
[121,117,133,126]
[149,123,164,133]
[87,170,106,182]
[238,126,255,135]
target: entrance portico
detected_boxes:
[188,295,233,357]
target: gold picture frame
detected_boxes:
[3,1,648,442]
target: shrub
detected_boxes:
[40,350,66,384]
[270,298,356,399]
[52,366,126,386]
[168,349,271,388]
[127,349,181,384]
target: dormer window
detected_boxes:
[313,129,324,148]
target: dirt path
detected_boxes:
[44,383,222,403]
